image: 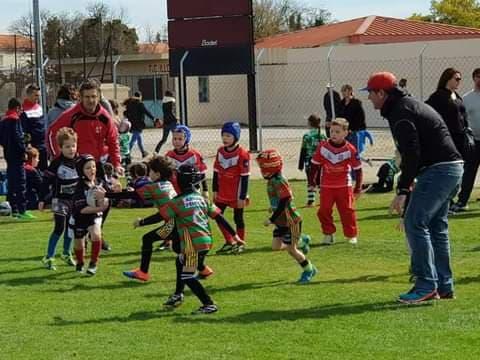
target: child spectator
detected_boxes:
[24,147,43,210]
[213,122,250,254]
[121,162,152,208]
[118,111,132,170]
[40,127,79,270]
[311,118,363,245]
[0,98,35,220]
[365,156,399,193]
[256,149,316,284]
[134,164,241,314]
[298,114,327,206]
[72,154,109,276]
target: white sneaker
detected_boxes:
[347,237,358,245]
[322,234,335,245]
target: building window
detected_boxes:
[198,76,209,103]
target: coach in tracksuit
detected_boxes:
[1,98,30,218]
[365,72,463,305]
[21,84,48,171]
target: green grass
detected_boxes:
[1,180,480,359]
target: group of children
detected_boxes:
[2,99,368,314]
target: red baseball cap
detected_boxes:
[361,72,398,91]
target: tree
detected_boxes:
[253,0,332,39]
[409,0,480,28]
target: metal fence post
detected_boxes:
[255,48,265,152]
[419,44,428,101]
[113,55,121,100]
[327,46,337,120]
[179,51,189,125]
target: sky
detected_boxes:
[1,0,432,39]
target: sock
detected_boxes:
[307,190,315,203]
[300,259,312,272]
[175,256,185,295]
[218,223,235,244]
[237,228,246,242]
[63,233,73,256]
[46,233,61,258]
[140,247,153,274]
[185,278,213,305]
[74,247,84,265]
[91,241,101,264]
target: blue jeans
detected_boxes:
[404,162,463,293]
[129,131,146,155]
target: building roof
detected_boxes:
[138,42,169,54]
[0,34,32,51]
[256,16,480,48]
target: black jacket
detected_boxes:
[162,96,178,125]
[426,88,468,158]
[339,97,366,132]
[323,90,341,121]
[381,88,461,193]
[125,98,155,131]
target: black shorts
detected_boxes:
[273,221,302,245]
[73,213,102,238]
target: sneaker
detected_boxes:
[397,288,439,304]
[123,268,150,282]
[321,234,335,245]
[42,257,57,271]
[17,211,36,220]
[347,237,358,245]
[76,263,84,274]
[298,234,311,255]
[60,253,76,266]
[306,200,314,207]
[86,262,97,276]
[450,203,468,213]
[298,266,318,284]
[101,240,112,252]
[216,243,234,254]
[230,243,245,254]
[196,266,214,280]
[191,304,218,315]
[163,293,184,308]
[438,291,456,300]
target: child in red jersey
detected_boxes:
[311,118,363,245]
[165,125,209,198]
[257,149,317,284]
[213,122,250,254]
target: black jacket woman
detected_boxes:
[426,68,470,159]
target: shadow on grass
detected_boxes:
[455,275,480,285]
[174,300,432,324]
[51,309,181,326]
[0,271,70,286]
[470,246,480,252]
[42,280,148,293]
[0,218,51,225]
[315,273,406,285]
[359,213,398,221]
[448,211,480,220]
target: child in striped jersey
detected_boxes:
[135,164,241,314]
[257,149,317,284]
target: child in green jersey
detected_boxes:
[298,114,327,206]
[257,149,318,284]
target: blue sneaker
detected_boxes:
[298,266,318,284]
[298,234,311,255]
[397,288,439,304]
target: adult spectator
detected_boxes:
[47,84,77,127]
[155,90,179,154]
[47,79,123,176]
[399,78,408,90]
[365,71,463,304]
[426,68,470,160]
[323,85,341,138]
[21,84,48,171]
[339,84,366,149]
[454,68,480,210]
[124,91,157,158]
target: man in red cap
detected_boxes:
[364,71,463,304]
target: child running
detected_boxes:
[71,154,109,275]
[40,127,79,270]
[298,114,327,206]
[256,149,317,284]
[213,121,250,254]
[134,164,241,314]
[311,118,363,245]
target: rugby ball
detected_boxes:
[86,186,109,208]
[0,201,12,216]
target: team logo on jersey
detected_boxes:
[218,153,239,169]
[173,156,197,169]
[320,147,352,164]
[58,164,78,180]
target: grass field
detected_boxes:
[1,180,480,359]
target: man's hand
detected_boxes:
[389,195,407,215]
